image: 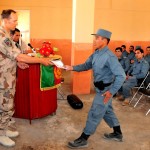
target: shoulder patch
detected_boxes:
[4,38,12,47]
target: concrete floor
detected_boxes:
[1,71,150,150]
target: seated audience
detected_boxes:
[117,48,149,106]
[115,47,130,74]
[121,45,129,57]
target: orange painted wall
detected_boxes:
[94,0,150,41]
[71,43,93,94]
[0,0,72,39]
[0,0,72,65]
[30,39,72,65]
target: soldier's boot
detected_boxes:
[0,135,15,147]
[68,137,88,149]
[67,132,90,149]
[103,132,123,142]
[6,130,19,138]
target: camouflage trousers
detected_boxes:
[0,88,17,136]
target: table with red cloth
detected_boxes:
[14,64,57,123]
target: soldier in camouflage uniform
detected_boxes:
[0,9,52,147]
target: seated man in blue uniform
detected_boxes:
[121,45,129,57]
[117,47,149,106]
[144,46,150,70]
[65,29,126,149]
[144,46,150,85]
[128,45,135,64]
[115,47,130,74]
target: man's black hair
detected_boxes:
[135,48,144,53]
[10,28,20,35]
[115,47,123,52]
[121,45,126,48]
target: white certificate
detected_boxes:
[50,59,66,69]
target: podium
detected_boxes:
[14,64,57,123]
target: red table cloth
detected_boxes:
[14,64,57,123]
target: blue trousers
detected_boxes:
[83,91,120,135]
[119,76,137,98]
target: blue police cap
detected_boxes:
[91,29,112,39]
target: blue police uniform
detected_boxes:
[128,51,135,62]
[118,56,130,74]
[122,50,128,57]
[119,58,149,99]
[144,54,150,70]
[73,46,126,135]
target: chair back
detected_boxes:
[139,83,150,96]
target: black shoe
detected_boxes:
[67,137,88,149]
[103,132,123,142]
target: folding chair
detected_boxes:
[146,109,150,116]
[57,78,66,100]
[57,86,66,100]
[129,72,149,105]
[133,83,150,108]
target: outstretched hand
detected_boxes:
[102,91,112,104]
[64,65,73,71]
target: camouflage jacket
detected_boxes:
[0,27,20,89]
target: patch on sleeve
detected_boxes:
[4,38,12,47]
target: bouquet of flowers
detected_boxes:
[39,41,54,57]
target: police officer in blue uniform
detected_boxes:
[121,45,129,57]
[115,47,130,74]
[65,29,126,149]
[118,47,149,106]
[144,46,150,85]
[144,46,150,70]
[128,45,135,64]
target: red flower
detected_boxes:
[39,42,54,57]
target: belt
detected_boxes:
[94,81,112,91]
[103,82,112,87]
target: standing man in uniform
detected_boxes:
[0,9,52,147]
[115,47,130,74]
[65,29,126,149]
